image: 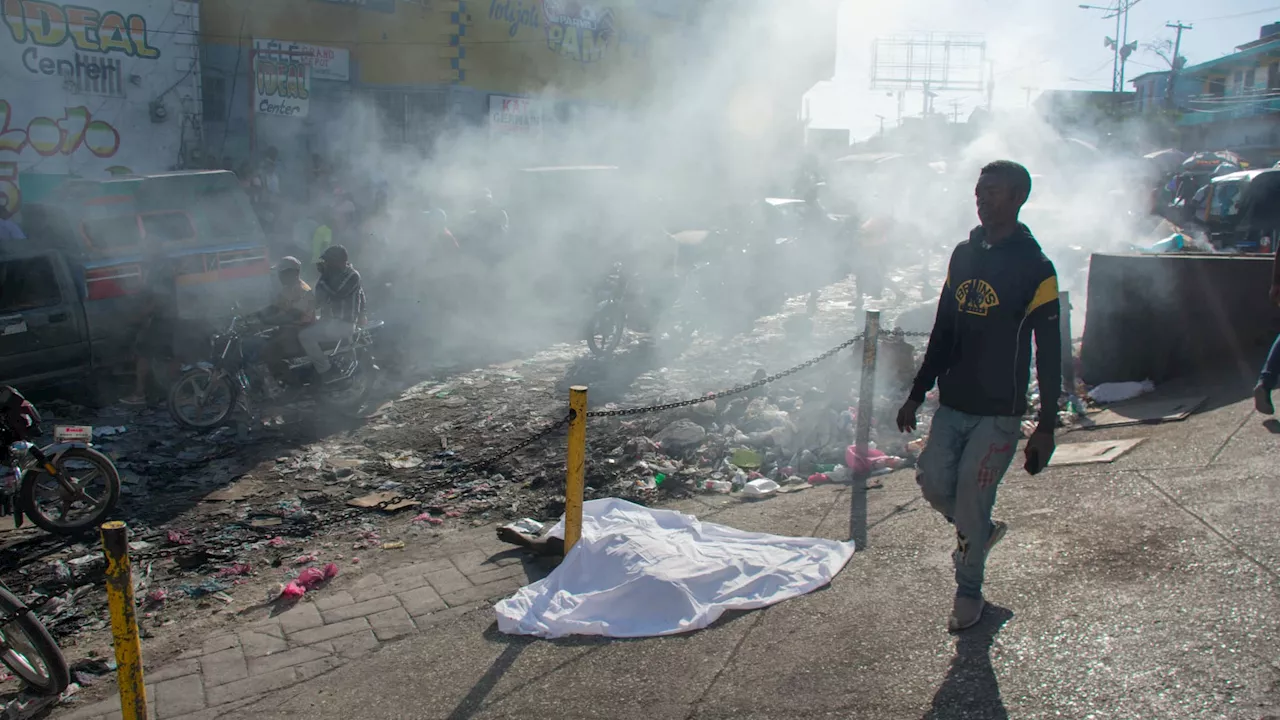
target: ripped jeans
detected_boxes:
[916,406,1021,599]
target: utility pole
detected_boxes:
[1081,1,1141,93]
[875,114,886,136]
[1022,86,1036,108]
[986,60,995,110]
[948,100,962,123]
[1165,21,1192,108]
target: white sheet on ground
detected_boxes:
[493,498,856,639]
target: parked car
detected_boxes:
[0,170,273,394]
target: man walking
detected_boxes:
[300,245,364,382]
[896,160,1062,632]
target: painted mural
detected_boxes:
[474,0,669,100]
[0,0,195,215]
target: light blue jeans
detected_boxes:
[916,406,1022,599]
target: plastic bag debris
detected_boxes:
[213,563,252,578]
[413,513,444,525]
[743,478,780,499]
[166,530,194,546]
[280,562,339,599]
[382,451,424,469]
[1088,380,1154,404]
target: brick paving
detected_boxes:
[54,543,539,720]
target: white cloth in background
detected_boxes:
[1088,380,1155,404]
[494,498,856,639]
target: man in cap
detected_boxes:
[300,245,364,381]
[251,257,316,386]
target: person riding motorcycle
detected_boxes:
[301,245,365,382]
[248,257,316,388]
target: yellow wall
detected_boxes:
[200,0,458,85]
[463,0,693,103]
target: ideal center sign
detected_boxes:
[253,39,315,118]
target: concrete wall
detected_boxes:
[0,0,202,215]
[1081,253,1280,385]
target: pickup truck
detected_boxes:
[0,170,273,394]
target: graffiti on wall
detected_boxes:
[0,99,121,215]
[488,0,626,64]
[254,40,311,118]
[1,0,161,58]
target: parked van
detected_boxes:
[1,170,273,392]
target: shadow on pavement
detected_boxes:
[922,603,1013,720]
[445,631,534,720]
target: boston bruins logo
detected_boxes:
[954,279,1000,317]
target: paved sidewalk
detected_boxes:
[57,533,552,720]
[54,379,1280,719]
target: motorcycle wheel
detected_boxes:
[168,368,239,430]
[20,447,121,535]
[0,585,69,696]
[320,350,379,416]
[587,302,626,357]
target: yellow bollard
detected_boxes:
[564,386,588,552]
[100,521,147,720]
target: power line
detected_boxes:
[1192,6,1280,23]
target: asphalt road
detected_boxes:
[163,377,1280,719]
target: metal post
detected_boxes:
[564,386,587,553]
[852,311,880,551]
[100,521,147,720]
[1059,291,1075,395]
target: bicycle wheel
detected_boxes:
[20,447,122,535]
[0,586,69,696]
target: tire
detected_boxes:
[20,446,121,535]
[167,367,238,430]
[320,350,379,417]
[0,585,70,696]
[587,302,626,357]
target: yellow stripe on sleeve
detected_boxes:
[1026,275,1059,315]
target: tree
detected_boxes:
[1143,38,1186,70]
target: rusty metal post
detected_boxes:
[851,310,880,551]
[1058,291,1075,395]
[564,387,588,553]
[100,521,146,720]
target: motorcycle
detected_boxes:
[586,261,706,357]
[167,312,383,429]
[0,388,121,537]
[0,387,104,695]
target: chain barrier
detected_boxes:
[585,333,866,419]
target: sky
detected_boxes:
[805,0,1280,139]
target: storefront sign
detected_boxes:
[313,0,394,13]
[253,41,310,118]
[542,0,614,63]
[254,38,349,81]
[489,95,541,137]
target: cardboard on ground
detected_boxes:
[1049,438,1146,466]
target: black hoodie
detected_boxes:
[909,224,1062,432]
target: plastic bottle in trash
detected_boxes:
[731,471,748,492]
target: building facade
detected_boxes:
[0,0,204,216]
[1174,23,1280,158]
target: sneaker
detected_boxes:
[1254,385,1275,415]
[948,594,985,633]
[986,520,1008,556]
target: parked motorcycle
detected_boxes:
[0,582,70,696]
[0,387,121,536]
[586,262,705,357]
[167,312,383,429]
